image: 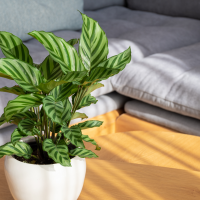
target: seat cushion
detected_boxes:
[84,0,125,11]
[127,0,200,20]
[125,100,200,136]
[85,6,200,57]
[112,43,200,120]
[0,0,83,41]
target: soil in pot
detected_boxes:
[14,141,76,165]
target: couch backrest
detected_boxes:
[84,0,125,11]
[127,0,200,20]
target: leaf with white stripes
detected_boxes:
[0,142,33,159]
[43,139,71,167]
[70,148,98,158]
[62,99,72,123]
[82,134,101,150]
[61,71,88,82]
[4,94,45,121]
[61,125,84,148]
[78,120,103,130]
[79,13,109,70]
[50,83,78,102]
[43,95,64,124]
[71,112,88,120]
[77,94,97,110]
[87,47,131,82]
[11,128,27,145]
[28,31,87,73]
[0,31,33,65]
[0,58,43,92]
[0,86,25,95]
[18,119,41,136]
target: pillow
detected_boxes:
[0,0,83,41]
[127,0,200,20]
[84,0,125,11]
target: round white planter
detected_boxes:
[4,155,86,200]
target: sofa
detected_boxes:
[1,0,200,145]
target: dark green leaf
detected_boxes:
[61,125,84,148]
[62,99,72,123]
[4,94,44,121]
[77,94,97,110]
[82,134,101,150]
[18,119,41,136]
[43,139,71,167]
[43,95,64,124]
[78,120,103,130]
[0,142,33,159]
[0,58,43,92]
[11,129,26,145]
[70,148,98,158]
[0,86,25,95]
[0,31,33,65]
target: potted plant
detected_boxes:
[0,13,131,200]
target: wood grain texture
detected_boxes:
[85,131,200,171]
[79,159,200,200]
[1,158,200,200]
[71,109,123,137]
[116,114,174,132]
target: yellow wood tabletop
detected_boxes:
[1,157,200,200]
[85,131,200,171]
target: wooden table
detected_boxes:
[1,131,200,200]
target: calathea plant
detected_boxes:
[0,13,131,166]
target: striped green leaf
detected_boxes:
[0,73,13,80]
[0,114,6,126]
[77,94,97,110]
[28,31,87,73]
[43,139,71,167]
[70,148,98,158]
[11,128,26,145]
[84,83,104,97]
[78,120,103,130]
[0,142,33,159]
[62,99,72,123]
[38,39,79,81]
[87,47,131,82]
[67,38,79,46]
[18,119,41,136]
[61,71,88,82]
[61,125,84,148]
[0,86,25,95]
[50,83,78,102]
[0,58,43,92]
[0,31,33,65]
[4,94,44,121]
[79,13,109,70]
[71,112,88,120]
[43,95,64,124]
[82,134,101,150]
[39,55,62,81]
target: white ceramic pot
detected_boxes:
[4,155,86,200]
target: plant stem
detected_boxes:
[52,122,55,141]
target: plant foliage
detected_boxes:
[0,13,131,166]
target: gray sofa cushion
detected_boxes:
[127,0,200,20]
[125,100,200,137]
[112,43,200,120]
[84,0,125,10]
[85,6,200,57]
[0,0,83,41]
